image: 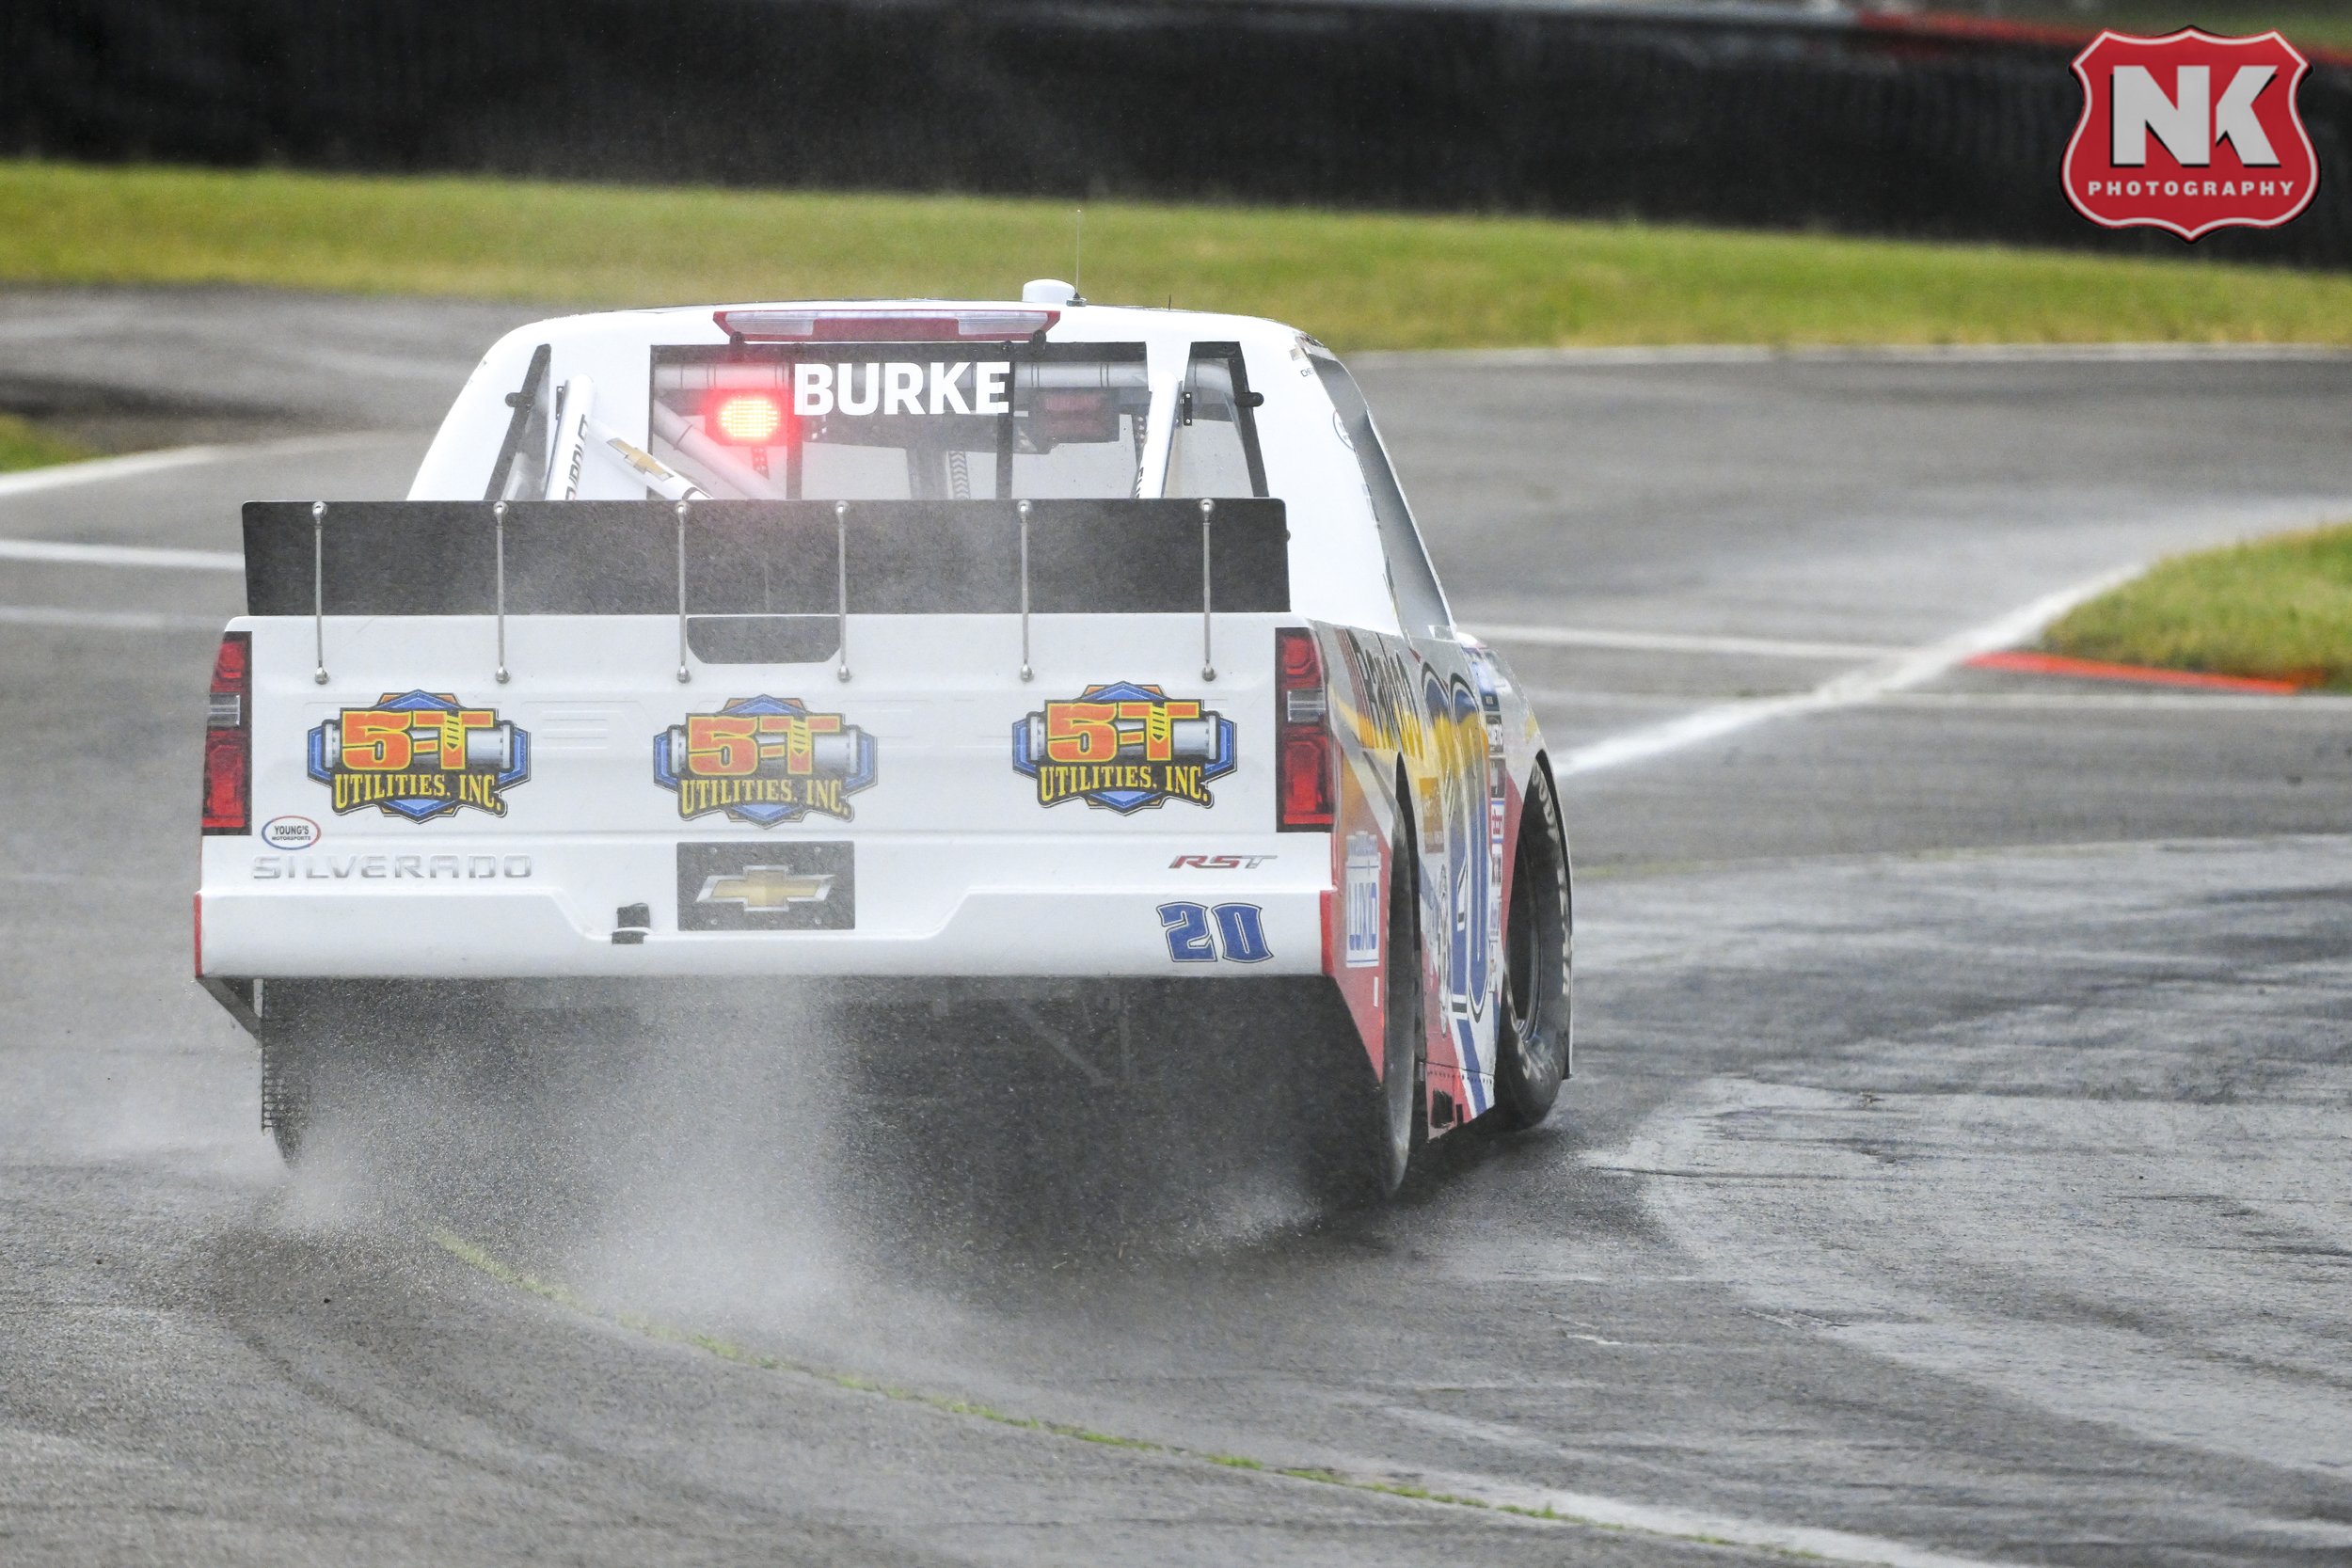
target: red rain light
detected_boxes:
[710,392,786,445]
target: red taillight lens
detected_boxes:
[1279,628,1320,686]
[1279,732,1333,823]
[1275,627,1335,832]
[710,392,786,445]
[202,631,251,835]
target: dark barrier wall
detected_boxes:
[3,0,2344,267]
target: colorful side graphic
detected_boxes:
[307,691,531,821]
[653,694,879,827]
[1011,682,1236,813]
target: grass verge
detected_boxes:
[0,412,96,474]
[8,160,2352,350]
[2042,522,2352,689]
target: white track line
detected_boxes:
[0,431,389,505]
[1555,565,2142,776]
[1477,624,1902,660]
[0,604,222,631]
[0,537,243,572]
[0,444,227,499]
[1386,1463,2032,1568]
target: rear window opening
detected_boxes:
[648,341,1156,501]
[1165,343,1268,500]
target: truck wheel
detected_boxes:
[1490,768,1571,1131]
[1311,822,1422,1208]
[260,1032,315,1164]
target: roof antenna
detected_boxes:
[1070,209,1087,306]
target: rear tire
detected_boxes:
[259,1031,313,1164]
[1490,766,1572,1131]
[1310,819,1422,1209]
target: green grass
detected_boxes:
[2043,522,2352,689]
[0,411,95,473]
[8,160,2352,351]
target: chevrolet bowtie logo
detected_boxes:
[696,867,835,911]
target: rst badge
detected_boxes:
[2065,29,2316,241]
[308,692,530,821]
[654,695,878,826]
[1013,682,1235,813]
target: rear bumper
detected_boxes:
[197,836,1325,979]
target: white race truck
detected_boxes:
[195,286,1571,1204]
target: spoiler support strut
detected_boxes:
[1200,498,1216,682]
[834,501,852,683]
[1017,499,1034,682]
[310,501,328,685]
[493,500,510,683]
[674,501,692,685]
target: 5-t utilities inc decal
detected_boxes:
[2065,28,2316,240]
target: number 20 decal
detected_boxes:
[1157,902,1273,964]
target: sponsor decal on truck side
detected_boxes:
[653,695,879,826]
[306,692,531,821]
[1012,682,1236,814]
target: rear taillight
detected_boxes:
[202,632,251,835]
[1275,627,1335,832]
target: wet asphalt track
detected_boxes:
[4,289,2351,1566]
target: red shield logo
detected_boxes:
[2064,29,2317,241]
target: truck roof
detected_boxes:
[482,296,1310,353]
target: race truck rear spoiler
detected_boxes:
[242,498,1289,665]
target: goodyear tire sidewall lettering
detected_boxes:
[307,691,530,822]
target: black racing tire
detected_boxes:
[253,981,480,1167]
[1489,765,1572,1132]
[1311,816,1422,1209]
[259,1030,317,1165]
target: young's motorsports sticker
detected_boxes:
[2065,28,2317,241]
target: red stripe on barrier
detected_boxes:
[1857,9,2352,70]
[1856,11,2096,51]
[1963,650,2304,693]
